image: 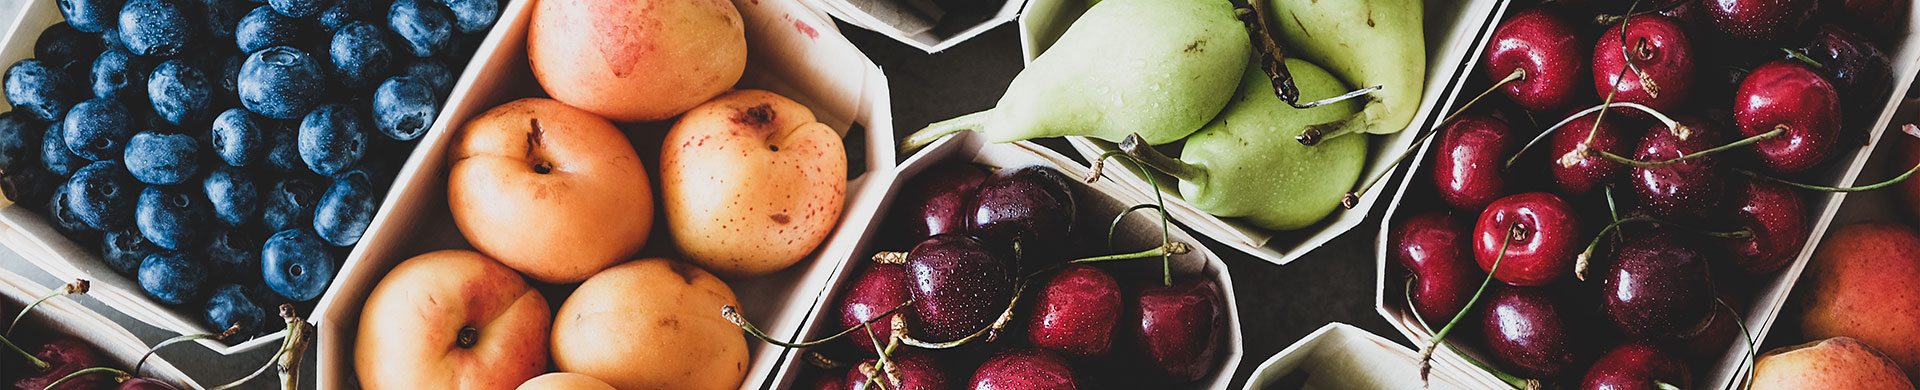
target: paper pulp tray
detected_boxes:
[312,0,897,387]
[1244,323,1481,390]
[1,267,202,390]
[802,0,1023,53]
[0,0,527,354]
[761,131,1244,389]
[1374,3,1920,390]
[1018,0,1502,265]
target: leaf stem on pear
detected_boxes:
[901,111,990,152]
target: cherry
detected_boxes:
[966,166,1077,266]
[1601,232,1716,340]
[1579,343,1690,390]
[1798,25,1894,139]
[1128,276,1223,383]
[1720,178,1805,274]
[969,349,1079,390]
[1676,287,1747,360]
[1392,211,1484,328]
[1593,15,1694,117]
[1434,115,1518,210]
[1735,60,1842,173]
[1547,110,1633,197]
[10,337,112,390]
[1026,265,1122,358]
[116,378,180,390]
[895,162,990,242]
[809,373,845,390]
[1629,116,1726,219]
[894,234,1015,343]
[1826,0,1908,37]
[1474,192,1582,286]
[1480,285,1584,379]
[1485,7,1591,113]
[838,263,914,353]
[1706,0,1817,41]
[846,352,950,390]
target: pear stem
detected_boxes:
[1117,133,1207,183]
[1589,128,1786,168]
[1419,223,1518,383]
[1341,68,1526,208]
[901,111,990,152]
[40,366,130,390]
[721,300,913,349]
[7,279,88,338]
[1236,4,1298,106]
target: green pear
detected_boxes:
[901,0,1250,151]
[1265,0,1424,144]
[1126,58,1366,231]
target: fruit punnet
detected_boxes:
[1263,0,1425,144]
[1110,58,1363,231]
[528,0,746,122]
[900,0,1250,150]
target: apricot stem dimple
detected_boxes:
[532,161,552,175]
[455,326,479,349]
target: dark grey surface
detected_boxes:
[839,21,1408,389]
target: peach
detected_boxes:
[528,0,746,122]
[356,250,551,390]
[518,373,618,390]
[449,98,652,284]
[660,89,846,278]
[1802,222,1920,378]
[1753,337,1914,390]
[551,258,747,390]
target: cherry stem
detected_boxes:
[1589,128,1785,168]
[1403,280,1533,389]
[0,332,49,369]
[1576,216,1753,280]
[1419,223,1519,383]
[1512,102,1686,168]
[1593,0,1684,25]
[1344,68,1527,209]
[40,366,130,390]
[1719,296,1760,390]
[1657,382,1683,390]
[1065,242,1190,265]
[721,300,913,349]
[1090,148,1180,286]
[895,277,1033,350]
[1735,159,1920,193]
[7,279,88,338]
[211,304,309,390]
[1781,48,1825,69]
[137,324,238,376]
[900,111,989,152]
[871,251,908,264]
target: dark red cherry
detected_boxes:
[1798,25,1894,140]
[1547,110,1633,197]
[810,372,847,390]
[1474,192,1582,286]
[1027,265,1122,357]
[1629,116,1724,219]
[1435,115,1518,210]
[1480,286,1584,378]
[966,166,1076,266]
[11,337,112,390]
[1580,343,1691,390]
[1706,0,1817,41]
[1826,0,1908,37]
[1601,232,1716,340]
[116,378,180,390]
[838,263,914,353]
[896,162,990,241]
[969,349,1079,390]
[1735,60,1842,173]
[1721,178,1805,274]
[1486,7,1592,113]
[1393,211,1484,327]
[1593,15,1694,117]
[1128,276,1223,383]
[847,352,950,390]
[903,234,1015,343]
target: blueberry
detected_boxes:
[40,121,84,176]
[139,251,208,304]
[264,124,303,173]
[35,23,107,69]
[260,177,319,231]
[203,166,259,227]
[298,104,366,176]
[235,6,304,54]
[1,167,59,207]
[371,77,436,141]
[62,98,133,161]
[91,47,152,103]
[136,185,208,250]
[0,113,44,171]
[46,182,103,244]
[328,22,393,89]
[238,46,324,119]
[210,109,266,167]
[102,227,158,275]
[268,0,331,18]
[5,60,81,122]
[202,229,259,278]
[313,170,374,246]
[388,0,453,57]
[214,53,245,98]
[118,0,194,57]
[58,0,123,33]
[66,161,138,230]
[399,59,453,98]
[261,229,333,301]
[124,132,199,185]
[147,60,212,126]
[315,0,373,32]
[195,0,249,41]
[204,284,270,338]
[435,0,496,33]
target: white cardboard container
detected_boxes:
[0,267,203,390]
[1018,0,1503,265]
[1243,323,1479,390]
[762,131,1244,389]
[311,0,898,387]
[802,0,1023,53]
[1373,4,1920,390]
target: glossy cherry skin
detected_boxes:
[838,263,914,353]
[1128,276,1224,383]
[1706,0,1816,41]
[969,349,1079,390]
[1435,115,1517,210]
[896,162,990,241]
[1474,192,1582,286]
[966,166,1076,266]
[1721,178,1805,274]
[1602,232,1717,340]
[1486,7,1591,113]
[1480,286,1584,378]
[1547,111,1632,197]
[1580,343,1691,390]
[116,378,181,390]
[1630,116,1724,219]
[1735,60,1841,173]
[1676,288,1746,359]
[847,352,950,390]
[1393,211,1484,327]
[809,373,846,390]
[1593,15,1694,117]
[12,337,113,390]
[1799,25,1894,137]
[1027,265,1122,357]
[904,234,1015,343]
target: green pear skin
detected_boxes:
[1266,0,1424,136]
[1181,58,1366,230]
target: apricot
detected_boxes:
[551,258,748,390]
[517,373,618,390]
[1753,337,1914,390]
[356,250,551,390]
[1802,222,1920,378]
[527,0,746,122]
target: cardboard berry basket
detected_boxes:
[1373,3,1920,389]
[1243,323,1481,390]
[801,0,1023,53]
[1021,0,1501,265]
[310,0,898,387]
[761,131,1243,389]
[0,267,203,390]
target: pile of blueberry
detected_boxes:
[0,0,498,340]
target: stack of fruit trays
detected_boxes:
[1376,0,1920,388]
[0,267,200,389]
[0,0,510,353]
